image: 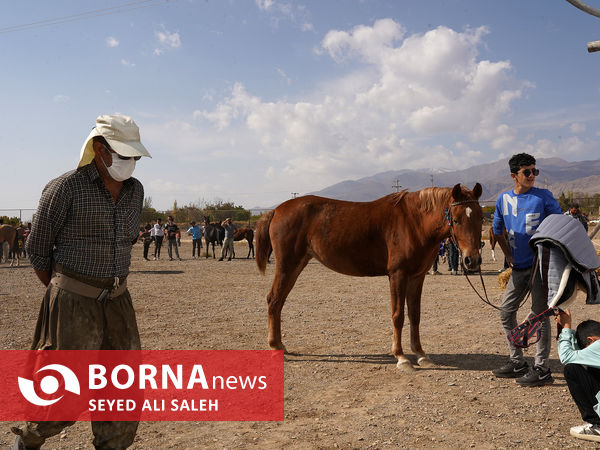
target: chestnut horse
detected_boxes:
[256,183,483,371]
[0,224,20,266]
[234,227,255,259]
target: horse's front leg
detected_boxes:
[406,274,435,367]
[389,271,412,371]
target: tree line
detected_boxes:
[140,198,263,227]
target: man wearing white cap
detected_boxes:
[12,115,151,450]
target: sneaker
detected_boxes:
[570,423,600,442]
[492,360,529,378]
[218,257,224,261]
[516,366,554,387]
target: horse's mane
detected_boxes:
[390,187,452,213]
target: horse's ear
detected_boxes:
[451,183,462,200]
[472,183,482,200]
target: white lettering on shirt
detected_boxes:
[525,213,540,235]
[502,194,518,218]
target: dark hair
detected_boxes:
[190,221,195,225]
[168,216,174,221]
[157,218,162,222]
[576,320,600,349]
[509,153,536,173]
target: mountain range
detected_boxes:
[306,157,600,206]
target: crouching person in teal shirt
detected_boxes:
[557,310,600,443]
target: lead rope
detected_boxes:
[445,203,535,311]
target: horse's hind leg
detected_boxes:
[267,256,309,352]
[406,274,434,368]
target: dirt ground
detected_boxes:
[2,237,600,449]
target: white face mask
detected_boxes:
[103,153,136,181]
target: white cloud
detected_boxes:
[195,21,528,185]
[570,122,586,133]
[154,26,181,55]
[255,0,310,29]
[276,68,291,85]
[53,94,69,103]
[121,59,135,68]
[106,36,119,47]
[255,0,275,10]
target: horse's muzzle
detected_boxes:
[463,254,482,271]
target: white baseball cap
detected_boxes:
[78,114,151,168]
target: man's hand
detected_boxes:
[556,309,572,329]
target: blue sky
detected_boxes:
[1,0,600,213]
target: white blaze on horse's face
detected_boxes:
[466,207,472,218]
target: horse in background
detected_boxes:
[234,227,255,259]
[203,216,224,258]
[488,226,508,261]
[256,184,483,371]
[0,224,20,266]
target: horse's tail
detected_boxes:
[256,210,275,275]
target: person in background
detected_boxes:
[165,216,181,261]
[446,237,459,275]
[491,152,562,386]
[429,241,444,275]
[141,223,152,261]
[219,218,236,262]
[556,310,600,443]
[12,114,151,449]
[187,221,203,259]
[150,218,164,260]
[565,203,589,232]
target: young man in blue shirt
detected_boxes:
[557,310,600,442]
[491,153,562,386]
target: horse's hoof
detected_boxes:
[417,356,435,368]
[269,343,287,353]
[396,360,415,372]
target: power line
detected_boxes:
[0,0,177,35]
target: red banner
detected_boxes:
[0,350,284,421]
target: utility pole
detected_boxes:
[291,192,299,199]
[430,174,434,187]
[392,179,402,192]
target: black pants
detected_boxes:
[192,239,202,257]
[564,363,600,425]
[154,236,163,258]
[143,240,151,259]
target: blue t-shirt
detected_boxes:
[492,187,562,269]
[187,225,203,240]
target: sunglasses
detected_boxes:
[519,168,539,177]
[103,144,141,161]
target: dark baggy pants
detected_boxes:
[564,363,600,425]
[16,266,141,449]
[192,238,202,257]
[153,235,163,258]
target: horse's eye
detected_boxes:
[454,219,460,224]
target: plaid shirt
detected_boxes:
[26,163,143,278]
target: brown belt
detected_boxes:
[50,272,128,301]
